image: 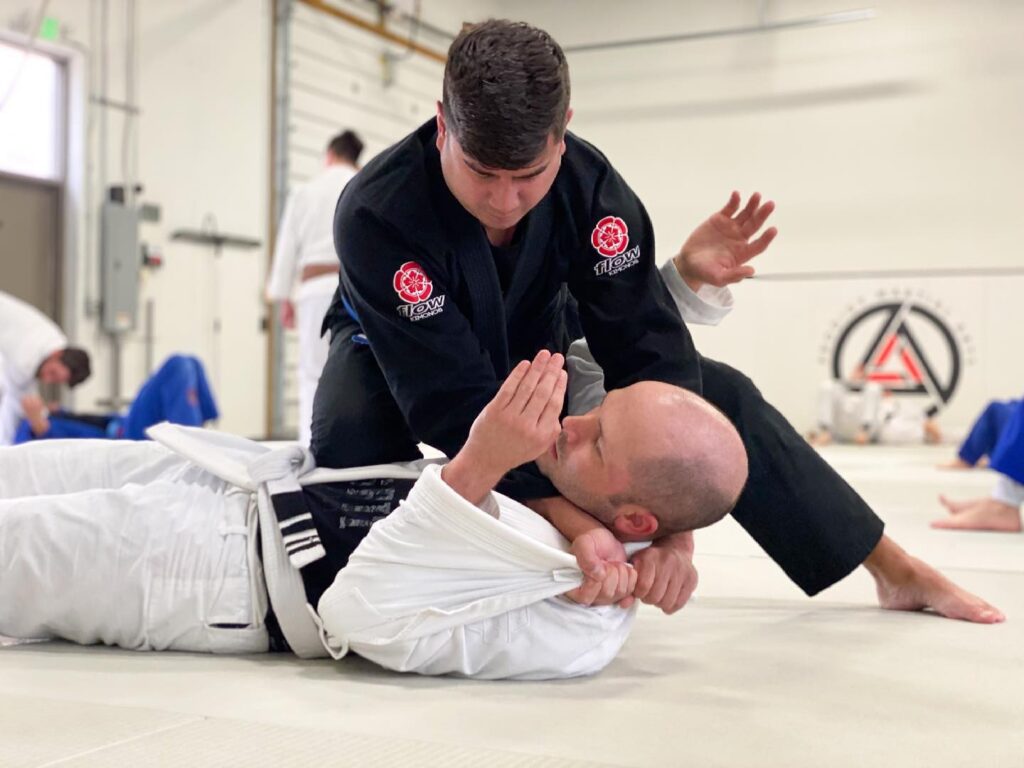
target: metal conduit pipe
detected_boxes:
[295,0,447,63]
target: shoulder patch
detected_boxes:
[393,261,434,303]
[590,216,641,277]
[591,216,630,257]
[393,261,446,321]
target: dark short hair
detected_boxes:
[60,347,91,388]
[443,19,570,169]
[327,130,364,164]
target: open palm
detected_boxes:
[676,191,778,289]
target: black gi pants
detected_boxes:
[312,327,885,596]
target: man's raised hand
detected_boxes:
[442,351,566,505]
[673,191,778,291]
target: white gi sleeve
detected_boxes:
[265,189,303,301]
[658,259,734,326]
[315,464,637,680]
[0,292,68,444]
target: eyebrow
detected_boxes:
[463,158,549,179]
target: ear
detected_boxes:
[611,504,659,540]
[435,101,446,151]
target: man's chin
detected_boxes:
[481,212,525,231]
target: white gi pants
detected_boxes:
[296,274,337,446]
[0,440,268,653]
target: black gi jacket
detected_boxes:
[321,119,702,499]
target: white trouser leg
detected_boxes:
[859,382,883,439]
[0,439,183,498]
[0,459,268,654]
[992,475,1024,508]
[296,277,336,446]
[817,381,839,431]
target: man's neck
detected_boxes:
[485,226,516,247]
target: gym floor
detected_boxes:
[2,444,1021,767]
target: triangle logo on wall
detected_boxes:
[831,299,962,408]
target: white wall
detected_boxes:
[1,0,271,435]
[482,0,1024,431]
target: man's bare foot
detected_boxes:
[931,498,1022,532]
[923,419,942,444]
[938,457,973,470]
[864,536,1005,623]
[809,429,832,447]
[938,494,981,515]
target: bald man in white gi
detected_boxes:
[0,290,91,446]
[0,350,750,678]
[266,130,363,445]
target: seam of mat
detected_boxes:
[35,716,206,767]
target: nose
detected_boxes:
[561,413,596,445]
[490,179,519,214]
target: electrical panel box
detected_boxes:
[100,201,140,334]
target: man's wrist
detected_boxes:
[440,450,504,506]
[673,252,704,293]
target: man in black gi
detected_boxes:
[311,19,1002,623]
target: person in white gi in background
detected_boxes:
[0,290,91,446]
[809,376,941,447]
[0,352,749,679]
[265,130,364,444]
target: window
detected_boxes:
[0,39,64,181]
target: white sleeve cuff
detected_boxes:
[659,259,734,326]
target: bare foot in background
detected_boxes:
[932,497,1021,532]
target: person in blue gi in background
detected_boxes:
[309,19,1001,622]
[935,396,1024,533]
[15,354,218,443]
[940,397,1021,470]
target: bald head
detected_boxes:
[536,381,748,540]
[610,384,748,536]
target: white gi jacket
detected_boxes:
[147,425,638,680]
[316,464,639,680]
[265,164,357,301]
[0,291,67,445]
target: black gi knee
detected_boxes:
[310,326,422,468]
[699,355,885,596]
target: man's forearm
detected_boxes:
[524,496,605,542]
[440,451,503,507]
